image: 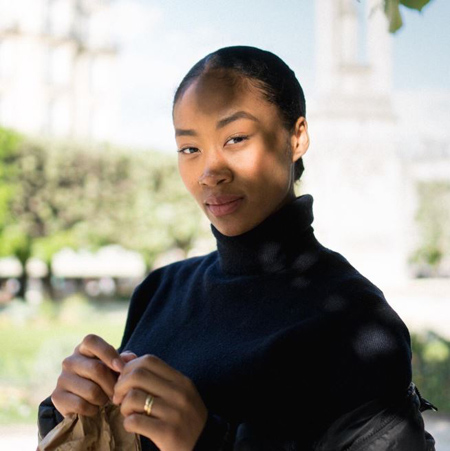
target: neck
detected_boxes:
[211,194,318,275]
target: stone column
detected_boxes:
[305,0,409,287]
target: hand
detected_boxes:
[51,334,137,417]
[113,354,208,451]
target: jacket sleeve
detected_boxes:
[314,383,436,451]
[37,396,64,441]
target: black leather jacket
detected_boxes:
[311,383,436,451]
[38,383,436,450]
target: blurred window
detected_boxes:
[0,39,15,79]
[47,44,72,85]
[89,7,111,48]
[47,0,73,37]
[0,93,14,128]
[0,0,19,31]
[47,95,71,136]
[92,56,110,93]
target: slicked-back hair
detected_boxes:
[173,46,306,181]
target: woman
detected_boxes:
[38,46,436,450]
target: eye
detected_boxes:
[177,147,199,155]
[226,135,249,145]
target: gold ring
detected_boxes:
[144,394,154,416]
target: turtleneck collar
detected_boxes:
[211,194,317,275]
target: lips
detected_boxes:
[204,194,244,217]
[205,194,243,205]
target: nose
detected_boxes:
[198,150,232,186]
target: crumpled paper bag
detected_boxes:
[38,403,142,451]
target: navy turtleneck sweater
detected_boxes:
[119,195,412,450]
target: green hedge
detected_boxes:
[412,331,450,412]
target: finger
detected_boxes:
[119,354,179,383]
[120,351,138,363]
[61,372,110,407]
[77,334,124,372]
[123,413,164,442]
[119,388,165,418]
[51,390,100,417]
[65,354,118,399]
[114,364,172,405]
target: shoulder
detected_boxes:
[312,245,412,369]
[311,243,387,309]
[309,244,412,353]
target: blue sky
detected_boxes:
[112,0,450,150]
[393,0,450,89]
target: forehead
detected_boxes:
[173,70,275,123]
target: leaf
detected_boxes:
[400,0,433,12]
[385,0,403,33]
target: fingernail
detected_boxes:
[112,358,124,372]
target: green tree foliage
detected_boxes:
[120,152,204,266]
[80,146,204,268]
[412,331,450,412]
[0,128,22,234]
[0,129,204,299]
[383,0,434,33]
[411,181,450,274]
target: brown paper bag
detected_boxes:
[38,403,142,451]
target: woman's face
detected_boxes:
[173,70,309,236]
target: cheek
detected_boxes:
[233,137,291,188]
[178,161,198,196]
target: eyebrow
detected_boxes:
[217,110,260,129]
[175,110,260,137]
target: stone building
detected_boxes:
[0,0,117,141]
[305,0,450,287]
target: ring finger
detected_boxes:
[120,388,165,418]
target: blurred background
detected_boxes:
[0,0,449,448]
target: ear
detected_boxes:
[290,117,310,163]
